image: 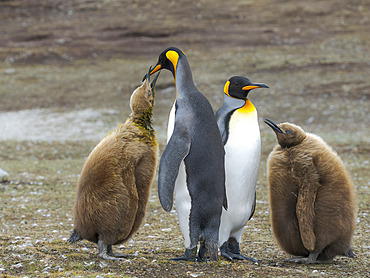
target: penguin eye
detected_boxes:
[286,130,292,135]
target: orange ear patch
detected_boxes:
[165,50,179,74]
[224,81,231,97]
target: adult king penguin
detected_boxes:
[216,76,269,261]
[149,47,227,261]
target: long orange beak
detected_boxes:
[242,83,269,91]
[150,65,162,75]
[242,85,260,90]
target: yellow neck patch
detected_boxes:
[238,99,256,114]
[166,50,179,76]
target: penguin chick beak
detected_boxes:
[150,71,160,95]
[142,66,153,82]
[142,64,162,81]
[242,83,269,91]
[264,118,283,134]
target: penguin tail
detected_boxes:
[67,229,82,244]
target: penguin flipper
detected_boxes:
[248,191,256,221]
[223,184,228,210]
[296,165,321,251]
[215,108,233,145]
[158,129,191,212]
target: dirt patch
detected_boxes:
[1,0,369,63]
[0,108,118,142]
[0,0,369,277]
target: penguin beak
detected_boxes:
[142,66,152,82]
[150,71,160,94]
[145,66,152,83]
[150,64,162,75]
[242,83,269,91]
[142,64,162,82]
[264,118,284,134]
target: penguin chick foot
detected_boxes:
[344,249,355,258]
[107,245,128,258]
[99,253,125,261]
[285,252,319,264]
[98,240,126,261]
[170,247,197,262]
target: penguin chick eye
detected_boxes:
[285,130,292,135]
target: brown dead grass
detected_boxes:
[0,0,369,277]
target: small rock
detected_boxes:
[12,263,23,269]
[0,168,9,181]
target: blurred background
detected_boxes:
[0,0,369,277]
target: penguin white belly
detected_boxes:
[218,111,261,245]
[167,102,192,248]
[166,102,176,143]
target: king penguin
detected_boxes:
[215,76,269,261]
[264,119,356,264]
[149,47,227,261]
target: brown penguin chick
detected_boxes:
[264,119,356,264]
[67,70,160,261]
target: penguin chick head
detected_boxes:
[264,119,307,148]
[225,76,269,100]
[148,47,185,77]
[130,67,160,115]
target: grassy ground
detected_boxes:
[0,0,369,277]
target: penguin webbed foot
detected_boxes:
[220,240,258,263]
[197,242,218,262]
[344,249,355,258]
[222,251,258,263]
[285,252,320,264]
[99,252,126,261]
[98,240,127,261]
[197,244,207,262]
[170,247,197,262]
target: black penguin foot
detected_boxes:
[220,239,258,263]
[197,243,207,262]
[197,242,218,262]
[170,247,197,262]
[221,251,258,263]
[285,252,320,264]
[98,240,126,261]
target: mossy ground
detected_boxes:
[0,0,369,277]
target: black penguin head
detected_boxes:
[148,47,185,78]
[264,119,307,148]
[224,76,269,100]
